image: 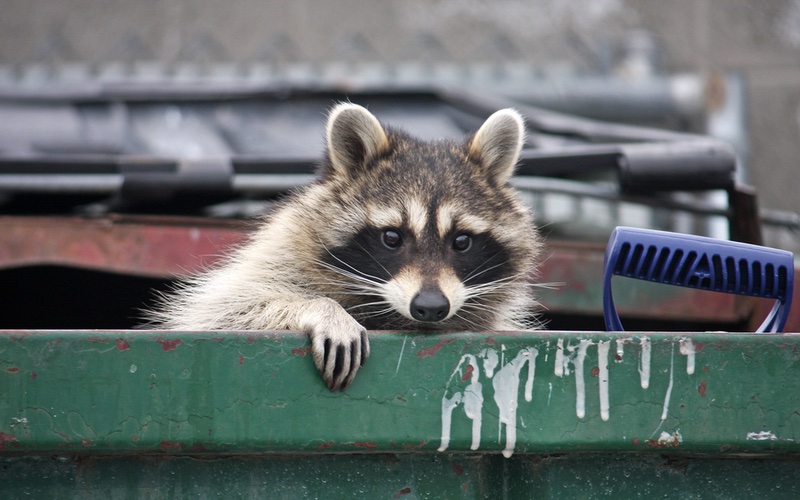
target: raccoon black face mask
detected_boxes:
[149,103,542,391]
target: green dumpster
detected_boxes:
[2,329,799,498]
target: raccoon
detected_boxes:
[149,103,542,391]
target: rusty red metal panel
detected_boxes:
[540,240,748,325]
[0,215,251,277]
[2,215,792,328]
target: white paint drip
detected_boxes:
[524,348,537,402]
[598,340,610,421]
[554,338,565,377]
[438,392,462,452]
[658,430,683,445]
[679,338,696,375]
[547,382,553,406]
[462,356,484,451]
[572,340,592,419]
[660,344,675,422]
[480,348,499,378]
[395,336,407,375]
[492,348,538,458]
[648,343,676,440]
[639,337,651,389]
[438,354,483,452]
[615,338,625,363]
[746,431,778,441]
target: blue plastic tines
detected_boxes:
[603,227,794,333]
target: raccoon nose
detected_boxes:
[410,290,450,322]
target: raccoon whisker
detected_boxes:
[463,251,507,282]
[313,257,382,284]
[464,274,524,297]
[308,279,384,295]
[458,302,501,317]
[451,311,489,331]
[463,260,511,284]
[347,300,393,311]
[316,242,388,285]
[354,241,393,279]
[528,281,564,291]
[312,259,388,291]
[351,307,398,322]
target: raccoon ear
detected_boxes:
[469,109,525,185]
[325,103,389,179]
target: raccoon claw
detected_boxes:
[309,324,369,392]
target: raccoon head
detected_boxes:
[315,103,539,330]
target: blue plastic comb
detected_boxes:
[603,227,794,333]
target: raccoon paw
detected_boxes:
[306,315,370,392]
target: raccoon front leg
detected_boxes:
[296,297,370,391]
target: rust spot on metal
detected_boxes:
[631,437,640,446]
[131,435,139,442]
[393,487,412,498]
[400,439,428,450]
[485,336,496,345]
[116,338,131,351]
[247,336,255,343]
[239,354,244,366]
[462,364,474,382]
[55,431,70,441]
[316,441,334,449]
[189,444,206,452]
[416,338,454,358]
[31,371,37,379]
[87,336,109,343]
[81,439,93,448]
[160,440,183,451]
[614,353,622,361]
[645,433,682,449]
[452,462,465,475]
[291,346,311,357]
[396,396,407,403]
[590,366,600,377]
[156,338,183,351]
[0,432,17,448]
[6,367,19,374]
[698,380,707,397]
[354,441,378,449]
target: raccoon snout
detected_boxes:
[410,290,450,322]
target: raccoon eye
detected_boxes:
[382,229,403,249]
[453,234,472,252]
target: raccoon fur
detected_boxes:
[149,103,542,391]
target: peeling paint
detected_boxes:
[156,338,183,352]
[598,340,610,421]
[438,335,706,457]
[679,338,696,375]
[570,340,592,419]
[393,486,412,498]
[1,431,23,448]
[746,431,778,441]
[639,337,651,389]
[417,338,454,358]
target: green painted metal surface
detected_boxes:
[2,454,800,499]
[2,330,800,497]
[1,330,799,456]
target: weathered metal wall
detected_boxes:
[1,330,799,496]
